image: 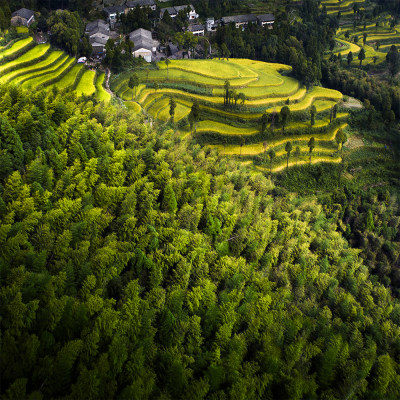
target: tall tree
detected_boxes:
[386,45,400,77]
[308,137,315,162]
[268,149,275,173]
[285,142,293,170]
[189,101,200,132]
[280,106,291,134]
[128,73,140,100]
[347,51,353,66]
[165,58,171,80]
[358,48,366,66]
[261,113,268,133]
[224,80,231,107]
[310,105,317,126]
[336,128,347,153]
[294,146,301,165]
[169,97,176,123]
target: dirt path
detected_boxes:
[105,68,113,96]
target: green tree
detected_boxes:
[310,105,317,126]
[239,136,245,157]
[238,92,246,108]
[224,80,231,107]
[347,51,353,65]
[165,58,171,80]
[169,97,176,123]
[162,184,178,213]
[335,128,347,153]
[221,43,231,60]
[261,113,268,133]
[294,146,301,165]
[128,73,140,100]
[386,45,400,77]
[280,106,291,133]
[308,137,315,162]
[358,48,366,66]
[268,149,276,173]
[285,142,293,170]
[189,101,200,132]
[263,141,268,162]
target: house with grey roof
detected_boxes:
[126,0,157,11]
[257,14,275,28]
[85,20,109,35]
[103,5,127,27]
[160,4,198,21]
[221,14,257,29]
[187,24,205,36]
[129,28,159,62]
[11,8,35,27]
[85,20,111,56]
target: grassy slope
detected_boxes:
[96,73,111,103]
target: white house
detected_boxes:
[206,17,218,33]
[188,24,205,36]
[129,28,159,62]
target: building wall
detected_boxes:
[133,48,152,62]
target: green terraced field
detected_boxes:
[0,51,64,83]
[330,12,400,66]
[125,101,142,114]
[0,37,33,61]
[49,64,83,90]
[96,73,111,103]
[75,70,96,96]
[0,44,50,75]
[0,39,109,100]
[111,58,345,170]
[22,58,75,88]
[11,54,69,85]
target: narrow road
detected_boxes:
[105,68,113,96]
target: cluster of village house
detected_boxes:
[10,2,274,63]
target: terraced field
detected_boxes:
[320,0,368,17]
[0,38,110,101]
[111,58,346,171]
[328,5,400,67]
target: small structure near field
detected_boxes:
[11,8,35,27]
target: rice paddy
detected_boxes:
[75,70,96,96]
[0,39,111,100]
[111,58,346,171]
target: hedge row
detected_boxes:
[146,81,212,96]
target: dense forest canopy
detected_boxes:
[0,0,400,398]
[0,81,399,399]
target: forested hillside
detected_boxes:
[1,84,400,399]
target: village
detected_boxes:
[9,2,274,64]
